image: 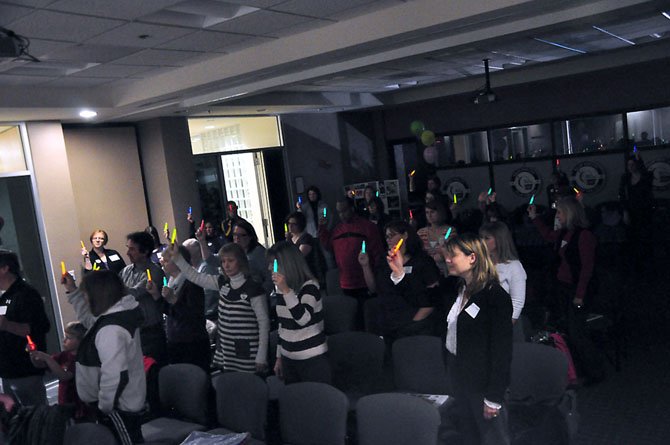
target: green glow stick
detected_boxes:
[273,259,278,273]
[323,208,327,218]
[361,240,366,254]
[529,194,535,205]
[487,188,492,195]
[163,277,168,287]
[444,227,452,240]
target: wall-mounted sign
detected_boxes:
[444,177,470,202]
[648,159,670,191]
[570,161,606,193]
[509,167,541,197]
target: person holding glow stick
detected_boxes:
[359,220,440,342]
[284,212,325,287]
[527,197,604,383]
[146,245,209,372]
[221,200,249,243]
[162,241,269,374]
[82,229,126,275]
[418,201,455,275]
[269,241,329,384]
[187,211,227,255]
[367,196,390,241]
[0,249,50,406]
[145,225,167,265]
[298,185,329,238]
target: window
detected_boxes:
[441,131,490,165]
[554,114,625,154]
[627,106,670,147]
[490,123,552,161]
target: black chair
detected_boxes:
[141,363,209,444]
[508,343,579,445]
[64,423,117,445]
[326,268,341,295]
[208,372,267,445]
[328,331,386,408]
[391,335,450,395]
[278,382,348,445]
[357,393,440,445]
[363,297,382,335]
[322,294,358,334]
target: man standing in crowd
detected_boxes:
[119,232,166,364]
[0,250,50,406]
[319,197,383,328]
[221,201,248,243]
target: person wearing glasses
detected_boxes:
[81,229,126,275]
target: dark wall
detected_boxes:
[381,58,670,140]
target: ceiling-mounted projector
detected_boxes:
[0,31,21,58]
[473,58,497,105]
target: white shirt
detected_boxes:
[496,260,527,320]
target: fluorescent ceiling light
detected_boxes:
[662,12,670,20]
[592,25,635,45]
[79,109,97,118]
[205,125,216,129]
[534,38,587,54]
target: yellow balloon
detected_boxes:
[421,130,436,146]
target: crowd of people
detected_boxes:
[0,151,654,443]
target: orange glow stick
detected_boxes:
[146,269,152,282]
[60,261,66,276]
[26,335,36,352]
[393,238,404,253]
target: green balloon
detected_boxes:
[421,130,436,146]
[410,121,425,136]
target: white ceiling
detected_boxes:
[0,0,669,122]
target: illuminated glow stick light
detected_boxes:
[164,222,169,232]
[273,259,278,273]
[453,194,458,204]
[26,335,36,352]
[529,194,535,205]
[323,208,327,218]
[361,240,366,254]
[409,210,414,220]
[60,261,66,276]
[92,263,100,271]
[80,240,86,249]
[200,220,205,232]
[146,269,152,282]
[487,188,492,196]
[171,228,177,245]
[393,238,404,254]
[298,196,302,204]
[163,277,168,287]
[376,191,379,197]
[444,227,453,240]
[284,223,288,233]
[188,206,192,214]
[573,187,580,194]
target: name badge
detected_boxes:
[108,254,120,261]
[0,305,7,315]
[220,285,230,296]
[560,240,568,248]
[465,303,480,319]
[403,266,413,274]
[94,259,102,263]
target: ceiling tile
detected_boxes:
[87,22,196,48]
[217,0,288,8]
[207,9,317,37]
[0,3,34,26]
[0,0,59,7]
[19,38,75,59]
[0,73,55,85]
[45,0,182,20]
[8,10,125,42]
[270,0,377,19]
[157,30,247,52]
[112,48,204,66]
[42,43,141,63]
[45,76,115,86]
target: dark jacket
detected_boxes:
[444,279,512,404]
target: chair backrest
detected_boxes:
[159,363,209,425]
[214,372,268,440]
[279,382,348,445]
[391,335,450,395]
[509,342,568,405]
[64,423,118,445]
[326,268,341,295]
[363,297,382,335]
[268,329,279,371]
[328,331,385,395]
[357,393,440,445]
[322,294,358,334]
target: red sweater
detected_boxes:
[319,216,383,289]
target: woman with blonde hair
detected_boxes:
[479,222,526,323]
[441,233,512,445]
[528,196,603,383]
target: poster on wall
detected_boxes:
[570,161,607,193]
[443,177,470,203]
[647,159,670,191]
[509,167,542,197]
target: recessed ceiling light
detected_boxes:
[205,125,216,129]
[662,11,670,20]
[79,109,97,119]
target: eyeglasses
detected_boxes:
[233,233,249,238]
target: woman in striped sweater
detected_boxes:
[163,242,269,374]
[269,242,330,385]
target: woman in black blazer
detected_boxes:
[442,233,512,445]
[81,229,126,275]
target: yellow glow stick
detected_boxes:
[146,269,152,282]
[80,240,86,249]
[573,187,580,194]
[170,228,177,244]
[60,261,66,276]
[409,170,416,176]
[92,263,100,271]
[393,238,404,253]
[164,222,169,232]
[284,223,288,232]
[453,194,458,204]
